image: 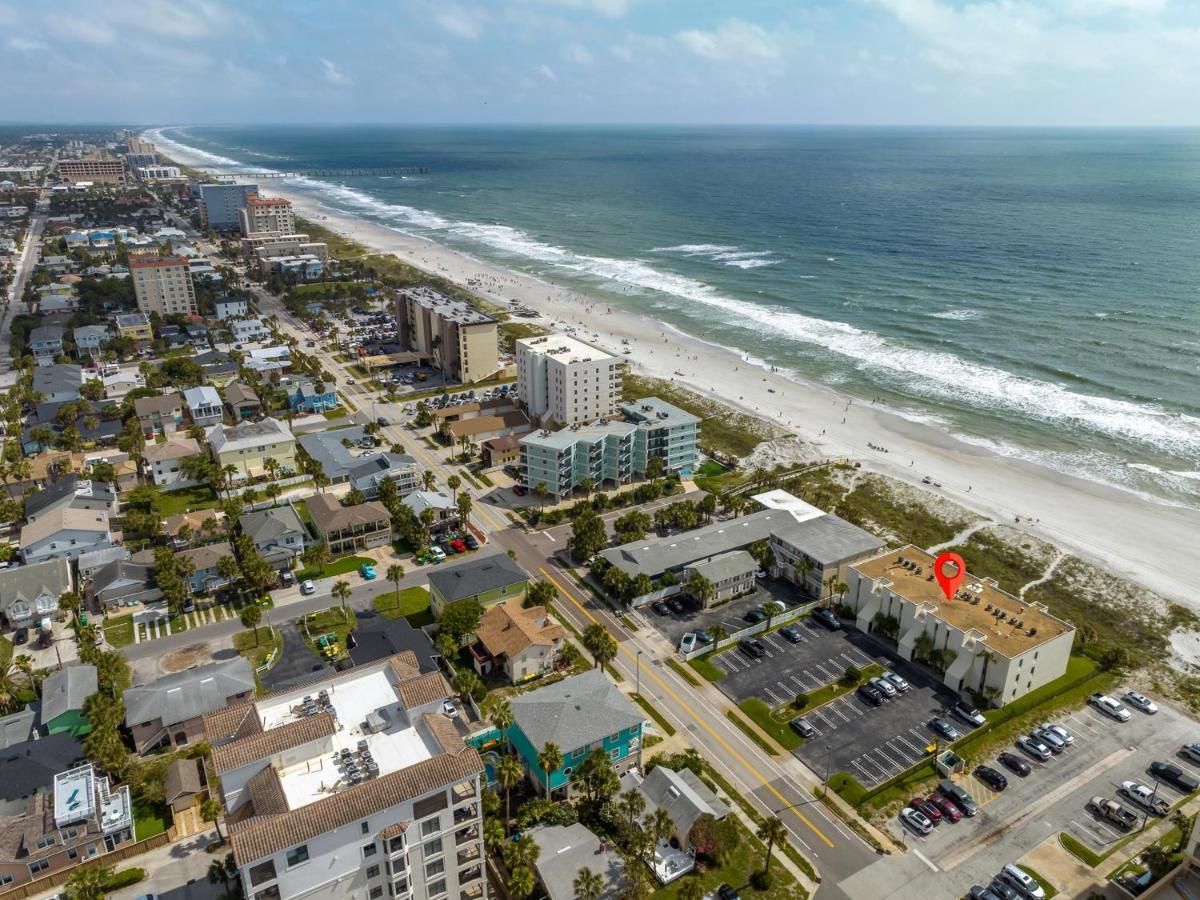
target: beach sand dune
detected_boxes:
[152,130,1200,613]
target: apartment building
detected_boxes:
[515,334,621,426]
[199,182,258,230]
[395,288,500,385]
[205,653,486,900]
[239,196,296,237]
[207,418,297,482]
[57,157,125,185]
[845,546,1076,705]
[114,312,153,342]
[130,256,197,317]
[136,166,181,181]
[126,136,156,155]
[214,297,250,320]
[242,233,330,271]
[618,397,700,476]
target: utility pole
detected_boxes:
[635,649,643,698]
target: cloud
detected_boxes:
[46,16,116,45]
[537,63,558,81]
[533,0,632,18]
[7,36,46,51]
[432,3,487,39]
[675,19,790,62]
[562,41,594,64]
[319,57,354,85]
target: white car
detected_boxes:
[442,700,458,719]
[1089,693,1131,722]
[883,670,910,693]
[300,580,316,595]
[1038,722,1074,746]
[1123,691,1158,714]
[1119,781,1170,816]
[899,806,933,836]
[1000,864,1046,900]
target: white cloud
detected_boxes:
[533,0,632,18]
[675,19,789,63]
[319,57,354,86]
[433,4,487,39]
[46,16,116,45]
[7,36,46,51]
[562,41,594,64]
[537,63,558,81]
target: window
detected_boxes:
[424,838,443,856]
[370,888,384,900]
[388,836,407,855]
[610,748,620,761]
[35,835,56,849]
[392,877,409,895]
[29,860,49,875]
[286,845,310,868]
[366,865,381,879]
[248,861,277,886]
[362,821,371,835]
[426,879,446,898]
[420,817,440,837]
[68,847,78,860]
[363,843,378,859]
[425,858,445,879]
[0,874,12,886]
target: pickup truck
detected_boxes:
[1087,796,1138,830]
[1119,781,1170,816]
[1089,693,1131,722]
[1149,761,1200,793]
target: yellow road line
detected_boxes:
[538,567,835,849]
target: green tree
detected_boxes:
[446,473,461,502]
[582,623,617,670]
[574,867,603,900]
[422,469,437,491]
[578,748,619,803]
[331,580,351,615]
[386,563,405,607]
[496,754,524,834]
[240,604,263,643]
[302,541,331,576]
[439,598,483,640]
[536,742,563,796]
[456,491,472,527]
[756,815,788,875]
[482,695,514,749]
[63,862,114,900]
[508,864,535,900]
[678,879,705,900]
[201,798,226,842]
[618,788,646,828]
[686,571,715,608]
[525,579,557,610]
[568,507,607,563]
[483,815,506,850]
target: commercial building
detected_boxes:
[57,156,125,185]
[204,653,485,900]
[130,256,197,317]
[395,287,500,385]
[124,658,256,754]
[845,546,1076,705]
[199,182,258,230]
[239,196,295,237]
[306,494,392,556]
[208,417,297,482]
[515,334,621,426]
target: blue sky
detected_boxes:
[3,0,1199,125]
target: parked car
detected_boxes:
[812,608,840,630]
[953,700,987,727]
[651,601,671,616]
[512,485,527,496]
[1123,691,1158,714]
[899,807,933,836]
[1087,796,1138,831]
[883,670,910,693]
[450,540,467,554]
[969,887,1005,900]
[928,717,962,741]
[463,535,479,550]
[441,700,458,719]
[667,597,686,614]
[779,625,803,643]
[910,796,943,825]
[869,676,896,699]
[440,541,457,556]
[743,609,767,624]
[857,683,885,707]
[1089,692,1131,722]
[359,563,377,580]
[1038,722,1074,746]
[999,864,1046,900]
[717,885,740,900]
[927,790,962,822]
[938,779,979,817]
[13,626,27,645]
[1180,742,1200,765]
[975,765,1008,791]
[1017,735,1052,761]
[376,416,389,426]
[1118,781,1170,816]
[739,639,767,660]
[1033,728,1067,754]
[182,597,195,613]
[1149,761,1200,793]
[300,580,316,595]
[997,752,1032,776]
[429,546,447,562]
[789,718,816,739]
[694,629,713,645]
[987,880,1020,900]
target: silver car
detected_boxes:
[883,670,910,693]
[1038,722,1074,746]
[870,676,897,698]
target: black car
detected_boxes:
[718,886,741,900]
[376,416,388,426]
[969,888,1004,900]
[667,598,686,614]
[743,609,767,624]
[779,625,802,643]
[651,601,671,616]
[857,683,885,706]
[974,765,1008,791]
[997,752,1032,777]
[1149,761,1200,792]
[463,535,479,550]
[13,626,28,645]
[812,608,841,630]
[740,639,767,659]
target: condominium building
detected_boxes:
[618,397,700,475]
[844,546,1076,705]
[204,653,486,900]
[114,312,153,342]
[199,182,259,230]
[135,165,181,181]
[126,136,156,155]
[239,196,296,237]
[515,334,621,426]
[129,256,197,317]
[242,232,330,269]
[395,288,500,385]
[57,156,125,185]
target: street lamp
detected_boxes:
[824,743,833,794]
[636,649,643,698]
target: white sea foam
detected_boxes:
[930,309,982,321]
[653,244,780,268]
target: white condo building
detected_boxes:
[515,334,621,426]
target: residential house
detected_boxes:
[178,542,235,594]
[620,764,730,884]
[89,560,160,612]
[400,491,457,534]
[23,477,117,524]
[530,823,625,900]
[134,392,183,437]
[123,658,256,753]
[114,311,153,342]
[32,364,82,404]
[77,546,131,582]
[0,710,36,751]
[183,385,223,427]
[470,602,563,683]
[142,436,202,489]
[348,454,420,500]
[480,435,521,470]
[284,377,337,414]
[0,559,73,630]
[194,350,239,383]
[427,555,528,615]
[71,325,110,356]
[29,325,64,367]
[207,417,296,482]
[165,510,225,545]
[223,382,261,422]
[101,369,145,400]
[19,508,113,565]
[682,550,757,607]
[306,493,391,556]
[509,669,643,797]
[40,664,97,737]
[238,507,306,571]
[347,616,438,671]
[244,346,291,376]
[230,317,267,344]
[214,297,249,320]
[298,426,420,495]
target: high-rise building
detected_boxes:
[239,196,296,237]
[57,156,125,185]
[394,288,500,385]
[199,182,258,230]
[129,256,197,317]
[515,334,621,426]
[126,136,156,155]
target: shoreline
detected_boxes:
[149,129,1200,612]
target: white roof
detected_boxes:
[750,489,825,524]
[517,333,615,366]
[183,385,221,407]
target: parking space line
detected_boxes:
[815,663,836,681]
[852,759,882,786]
[857,753,890,778]
[763,687,783,705]
[873,749,907,774]
[776,682,795,701]
[894,734,925,758]
[812,709,838,731]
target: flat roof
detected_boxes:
[851,546,1074,657]
[517,333,615,366]
[521,420,636,451]
[618,397,699,430]
[751,489,825,523]
[54,763,95,827]
[398,286,495,325]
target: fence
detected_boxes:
[677,599,820,660]
[0,828,176,900]
[229,473,312,500]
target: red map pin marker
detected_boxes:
[933,552,966,600]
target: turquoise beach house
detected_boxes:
[507,669,644,798]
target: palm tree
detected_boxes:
[534,482,548,510]
[453,670,481,702]
[58,591,82,623]
[709,623,729,647]
[446,474,461,502]
[496,755,523,834]
[263,457,280,482]
[618,788,645,828]
[574,867,603,900]
[422,469,437,492]
[582,622,617,670]
[677,880,705,900]
[331,580,351,616]
[483,816,506,850]
[536,742,563,796]
[201,798,226,842]
[579,476,594,501]
[302,541,331,577]
[756,815,788,875]
[508,864,535,900]
[913,631,936,663]
[386,563,404,607]
[482,695,514,749]
[649,807,674,855]
[456,492,472,527]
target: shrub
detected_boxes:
[103,868,146,891]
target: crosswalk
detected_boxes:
[131,603,242,644]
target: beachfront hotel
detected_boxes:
[57,155,125,185]
[844,546,1076,705]
[129,255,197,317]
[240,196,297,237]
[515,333,621,426]
[394,287,501,385]
[200,182,259,229]
[205,653,486,900]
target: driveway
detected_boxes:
[261,620,330,691]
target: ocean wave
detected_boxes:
[652,244,780,268]
[929,309,982,321]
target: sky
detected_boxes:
[3,0,1200,126]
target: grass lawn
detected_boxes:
[1019,865,1059,899]
[102,615,135,648]
[1059,833,1103,867]
[159,484,220,517]
[322,408,346,419]
[373,587,433,626]
[299,607,357,658]
[689,654,726,682]
[233,627,280,670]
[294,500,314,528]
[666,658,700,686]
[631,692,677,737]
[739,698,803,751]
[133,801,169,841]
[296,554,376,581]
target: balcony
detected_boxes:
[459,866,483,886]
[456,843,481,866]
[453,804,478,825]
[455,825,480,845]
[451,781,477,804]
[461,882,485,900]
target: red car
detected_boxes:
[513,485,527,496]
[910,797,942,826]
[928,791,962,823]
[450,540,467,553]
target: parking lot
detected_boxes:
[646,577,806,648]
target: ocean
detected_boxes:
[155,125,1200,507]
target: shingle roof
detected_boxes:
[688,550,756,584]
[142,436,201,463]
[0,709,37,751]
[510,669,642,753]
[133,392,183,418]
[427,554,527,605]
[224,382,260,406]
[32,364,81,395]
[0,733,85,802]
[178,541,233,571]
[212,713,336,774]
[401,490,453,516]
[0,559,72,614]
[40,664,97,724]
[530,823,625,900]
[22,475,79,519]
[124,658,256,729]
[306,493,390,534]
[20,506,109,548]
[632,765,729,836]
[239,506,304,544]
[164,758,204,804]
[209,417,293,454]
[475,603,563,660]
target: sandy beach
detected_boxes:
[152,130,1200,613]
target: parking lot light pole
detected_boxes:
[636,649,643,697]
[1142,777,1160,832]
[824,743,832,793]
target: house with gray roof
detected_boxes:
[23,475,117,524]
[40,664,97,737]
[123,657,256,753]
[32,363,82,403]
[0,732,85,805]
[0,558,73,630]
[239,506,306,570]
[72,324,111,355]
[530,823,625,900]
[90,560,160,612]
[0,709,36,751]
[29,325,64,367]
[183,385,223,427]
[509,669,643,797]
[620,764,729,883]
[400,489,456,532]
[427,554,528,614]
[177,542,235,594]
[298,425,420,496]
